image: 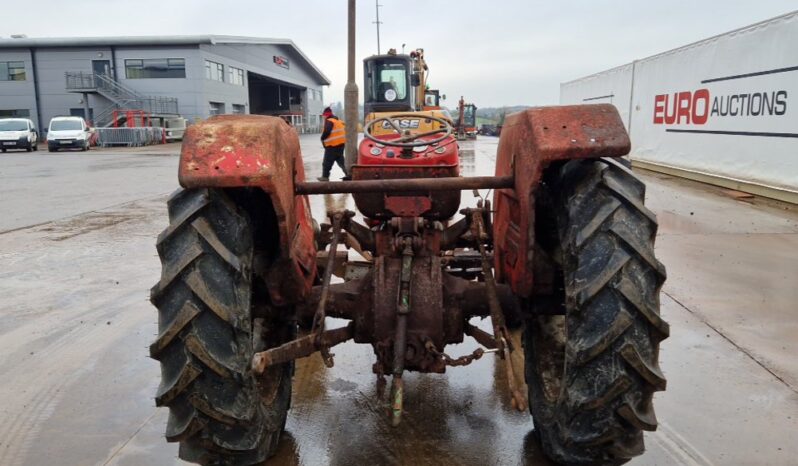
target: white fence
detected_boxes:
[561,11,798,200]
[95,127,166,147]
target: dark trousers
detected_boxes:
[322,145,347,178]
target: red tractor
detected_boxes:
[150,50,667,465]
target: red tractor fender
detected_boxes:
[178,114,316,305]
[492,104,630,298]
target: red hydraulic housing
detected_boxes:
[352,133,461,220]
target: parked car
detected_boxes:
[478,124,497,136]
[0,118,38,152]
[47,116,91,152]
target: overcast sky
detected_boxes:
[2,1,796,107]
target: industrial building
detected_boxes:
[0,35,330,132]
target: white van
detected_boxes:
[164,117,187,142]
[0,118,38,152]
[47,116,91,152]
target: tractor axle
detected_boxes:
[295,175,514,194]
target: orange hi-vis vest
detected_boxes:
[323,117,346,147]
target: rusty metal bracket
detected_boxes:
[464,323,498,350]
[470,206,527,412]
[251,323,355,374]
[311,211,351,368]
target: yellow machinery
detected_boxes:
[363,48,452,137]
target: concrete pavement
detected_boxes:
[0,135,796,465]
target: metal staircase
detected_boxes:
[65,72,179,127]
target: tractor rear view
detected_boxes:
[150,46,667,466]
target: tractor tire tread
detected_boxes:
[151,188,289,465]
[526,159,668,465]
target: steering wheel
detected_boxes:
[364,113,453,148]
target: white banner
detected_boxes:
[560,63,634,130]
[561,11,798,193]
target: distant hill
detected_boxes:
[476,106,532,125]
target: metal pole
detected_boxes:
[82,93,91,125]
[374,1,382,55]
[344,0,359,172]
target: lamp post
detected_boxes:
[344,0,359,172]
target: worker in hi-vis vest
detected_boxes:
[318,107,349,181]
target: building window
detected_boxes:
[0,109,30,117]
[232,104,246,114]
[69,108,95,121]
[125,58,185,79]
[205,60,224,82]
[228,66,244,86]
[209,102,225,115]
[0,61,26,81]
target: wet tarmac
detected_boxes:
[0,135,796,465]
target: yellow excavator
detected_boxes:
[362,48,453,138]
[454,96,478,140]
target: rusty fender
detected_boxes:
[178,115,316,304]
[492,104,630,298]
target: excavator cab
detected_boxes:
[454,99,478,140]
[362,49,452,141]
[463,104,476,128]
[363,53,416,115]
[423,89,442,110]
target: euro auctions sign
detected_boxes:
[559,12,798,193]
[652,66,794,138]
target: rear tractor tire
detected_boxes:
[524,158,668,464]
[150,188,294,465]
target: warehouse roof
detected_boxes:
[0,34,330,85]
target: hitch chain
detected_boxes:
[424,339,498,367]
[470,206,528,412]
